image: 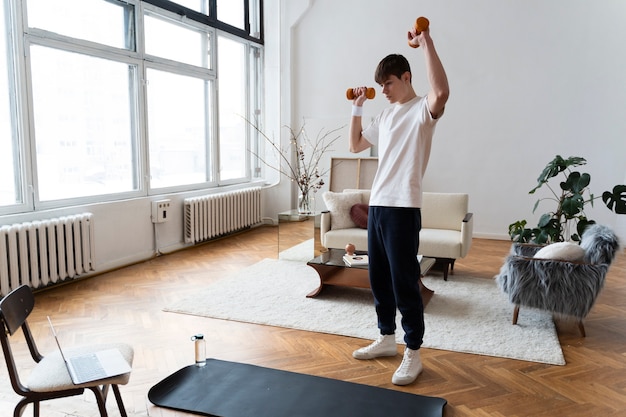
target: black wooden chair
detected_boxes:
[0,285,134,417]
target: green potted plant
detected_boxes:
[509,155,626,244]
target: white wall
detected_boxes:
[273,0,626,242]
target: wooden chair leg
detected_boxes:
[112,385,129,417]
[512,305,520,325]
[88,386,110,417]
[436,258,455,281]
[578,320,586,337]
[15,399,38,417]
[19,399,39,417]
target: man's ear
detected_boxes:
[402,71,412,83]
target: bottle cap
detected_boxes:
[191,334,204,341]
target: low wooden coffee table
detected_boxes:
[306,249,437,306]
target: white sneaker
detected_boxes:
[353,334,397,360]
[392,348,423,385]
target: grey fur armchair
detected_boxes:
[496,224,620,337]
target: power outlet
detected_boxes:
[151,199,171,223]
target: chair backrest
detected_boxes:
[0,285,35,335]
[0,285,34,335]
[0,285,40,395]
[421,193,469,231]
[343,189,371,205]
[580,224,621,265]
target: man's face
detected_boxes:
[379,73,411,104]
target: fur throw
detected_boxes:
[580,224,620,265]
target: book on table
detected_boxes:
[343,254,369,266]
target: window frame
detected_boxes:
[143,0,264,45]
[215,30,251,186]
[1,0,31,215]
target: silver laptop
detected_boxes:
[47,316,131,384]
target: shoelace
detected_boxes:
[397,350,416,374]
[361,335,387,352]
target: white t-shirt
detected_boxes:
[362,95,439,208]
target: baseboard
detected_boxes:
[472,233,511,241]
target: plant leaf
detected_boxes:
[576,217,595,239]
[562,193,584,217]
[508,220,527,242]
[530,155,587,194]
[537,213,554,228]
[535,230,550,245]
[560,171,591,194]
[602,184,626,214]
[532,199,540,213]
[536,215,561,242]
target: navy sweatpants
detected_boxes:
[367,206,424,350]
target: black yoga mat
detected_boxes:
[148,358,446,417]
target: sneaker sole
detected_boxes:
[392,367,423,385]
[352,350,398,360]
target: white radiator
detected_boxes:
[0,213,95,296]
[184,187,262,244]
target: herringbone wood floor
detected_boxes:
[1,224,625,416]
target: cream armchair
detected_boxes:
[320,190,474,280]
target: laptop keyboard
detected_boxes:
[71,354,106,382]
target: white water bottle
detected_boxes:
[191,334,206,366]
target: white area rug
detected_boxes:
[279,238,314,261]
[164,258,565,366]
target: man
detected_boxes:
[348,24,449,385]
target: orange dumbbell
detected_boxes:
[408,16,429,48]
[346,87,376,100]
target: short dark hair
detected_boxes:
[374,54,412,85]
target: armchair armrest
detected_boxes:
[320,211,331,247]
[460,212,474,257]
[320,211,331,233]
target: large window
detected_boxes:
[146,68,211,188]
[29,46,138,201]
[0,0,263,213]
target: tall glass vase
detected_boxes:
[298,189,313,214]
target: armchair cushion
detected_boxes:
[534,242,585,262]
[418,229,463,259]
[322,191,363,230]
